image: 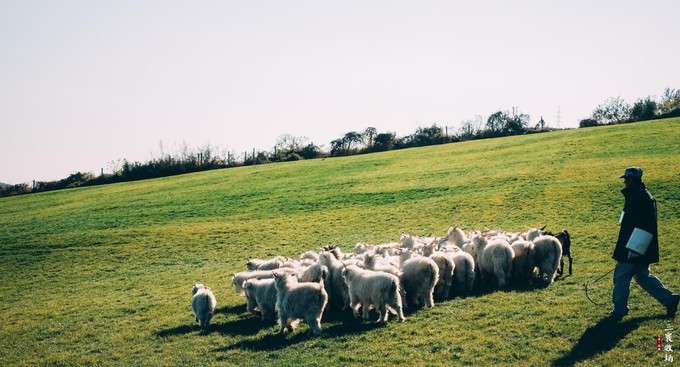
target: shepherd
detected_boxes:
[608,166,679,321]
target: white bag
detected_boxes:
[626,227,653,258]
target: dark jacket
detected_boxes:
[612,182,659,263]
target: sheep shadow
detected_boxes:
[215,304,246,315]
[156,314,271,338]
[551,315,654,367]
[213,318,385,353]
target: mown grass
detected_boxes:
[1,118,679,366]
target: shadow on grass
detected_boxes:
[552,315,654,367]
[156,314,272,338]
[212,317,385,353]
[215,304,245,315]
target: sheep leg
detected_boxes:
[568,256,573,275]
[308,317,322,336]
[277,318,287,335]
[351,301,361,319]
[378,305,388,323]
[558,258,564,276]
[426,292,435,308]
[361,304,372,320]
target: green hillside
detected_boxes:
[1,118,679,366]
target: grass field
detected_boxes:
[1,118,679,366]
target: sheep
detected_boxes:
[422,243,455,301]
[548,229,572,276]
[450,250,476,294]
[399,250,439,308]
[525,226,547,242]
[191,284,217,329]
[364,253,402,277]
[510,240,536,285]
[274,271,328,336]
[532,235,562,284]
[231,268,297,296]
[322,245,345,260]
[341,265,405,323]
[300,250,320,262]
[281,258,301,269]
[473,235,514,288]
[318,251,351,311]
[243,278,277,321]
[443,226,470,249]
[245,256,286,271]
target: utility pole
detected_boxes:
[556,106,562,129]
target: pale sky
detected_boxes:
[1,1,678,185]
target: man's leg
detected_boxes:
[633,265,676,310]
[612,261,636,315]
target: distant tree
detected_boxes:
[502,112,530,135]
[330,138,345,156]
[579,118,600,128]
[363,127,377,149]
[629,97,657,122]
[343,131,363,152]
[372,132,396,151]
[592,96,630,124]
[658,88,680,115]
[459,119,477,139]
[486,111,504,133]
[298,143,323,160]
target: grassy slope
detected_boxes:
[1,118,679,366]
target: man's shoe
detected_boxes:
[606,310,625,322]
[667,294,680,318]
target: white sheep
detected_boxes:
[525,227,547,242]
[191,284,217,329]
[443,226,470,248]
[243,278,277,321]
[532,235,562,284]
[399,250,439,308]
[510,240,536,285]
[473,235,514,288]
[450,251,476,294]
[231,268,297,296]
[341,265,405,323]
[422,243,455,300]
[318,251,351,311]
[364,253,402,278]
[300,250,320,263]
[274,271,328,336]
[245,256,286,271]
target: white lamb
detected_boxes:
[510,240,536,285]
[399,250,439,308]
[274,271,328,336]
[450,250,476,294]
[532,235,562,284]
[473,235,514,288]
[245,256,286,271]
[191,284,217,329]
[243,278,277,321]
[341,265,405,323]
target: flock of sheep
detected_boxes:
[191,226,572,335]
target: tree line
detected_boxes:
[2,87,678,198]
[579,88,680,127]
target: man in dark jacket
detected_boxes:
[609,166,679,321]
